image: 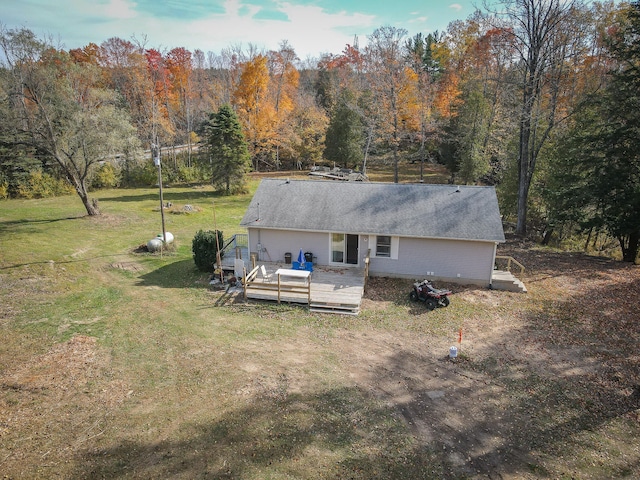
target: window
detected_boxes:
[376,235,391,257]
[374,235,399,259]
[331,233,344,262]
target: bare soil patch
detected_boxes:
[341,242,640,478]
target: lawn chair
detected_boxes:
[260,265,273,283]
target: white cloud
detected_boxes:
[449,3,463,12]
[101,0,138,20]
[4,0,377,58]
[172,0,377,57]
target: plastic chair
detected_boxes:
[260,265,273,282]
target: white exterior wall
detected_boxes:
[247,228,497,285]
[367,236,496,285]
[247,228,329,264]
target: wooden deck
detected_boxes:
[244,263,366,315]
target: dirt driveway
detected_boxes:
[341,246,640,479]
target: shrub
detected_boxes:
[0,182,8,199]
[192,229,224,272]
[177,165,204,184]
[122,162,158,187]
[92,162,121,188]
[15,170,75,198]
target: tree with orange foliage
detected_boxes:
[69,43,100,65]
[144,48,176,150]
[232,54,277,171]
[405,32,442,181]
[365,26,419,183]
[437,16,516,184]
[268,41,300,168]
[166,47,196,163]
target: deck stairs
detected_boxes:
[309,300,360,315]
[491,270,527,293]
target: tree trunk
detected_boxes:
[515,170,531,235]
[584,227,593,252]
[65,167,100,216]
[393,143,399,184]
[362,124,374,175]
[78,188,100,216]
[516,121,532,235]
[393,110,399,184]
[620,231,640,263]
[516,78,535,236]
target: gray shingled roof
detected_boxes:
[240,179,505,242]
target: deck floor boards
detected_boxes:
[244,263,365,313]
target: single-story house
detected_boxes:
[240,178,506,287]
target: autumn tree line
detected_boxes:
[1,0,639,261]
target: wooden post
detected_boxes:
[277,273,281,304]
[213,202,223,283]
[153,143,166,258]
[243,266,247,301]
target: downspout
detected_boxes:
[256,229,262,262]
[489,242,498,289]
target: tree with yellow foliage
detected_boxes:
[232,54,276,171]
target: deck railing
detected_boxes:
[494,256,525,275]
[243,265,311,305]
[221,233,248,257]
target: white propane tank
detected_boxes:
[147,237,163,252]
[157,232,174,244]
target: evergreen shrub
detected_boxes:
[192,229,224,272]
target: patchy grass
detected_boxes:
[1,182,639,479]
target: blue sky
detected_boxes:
[3,0,478,59]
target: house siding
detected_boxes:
[247,228,330,265]
[248,228,496,285]
[366,236,496,284]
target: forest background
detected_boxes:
[1,0,639,263]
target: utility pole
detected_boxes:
[153,143,167,247]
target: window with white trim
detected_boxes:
[375,235,392,257]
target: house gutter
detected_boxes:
[239,223,505,244]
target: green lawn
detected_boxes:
[0,181,441,479]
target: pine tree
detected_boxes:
[202,104,251,194]
[550,2,640,263]
[589,2,640,262]
[323,98,364,169]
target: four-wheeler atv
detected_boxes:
[409,279,451,310]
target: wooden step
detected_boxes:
[310,302,360,315]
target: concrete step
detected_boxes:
[491,270,527,293]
